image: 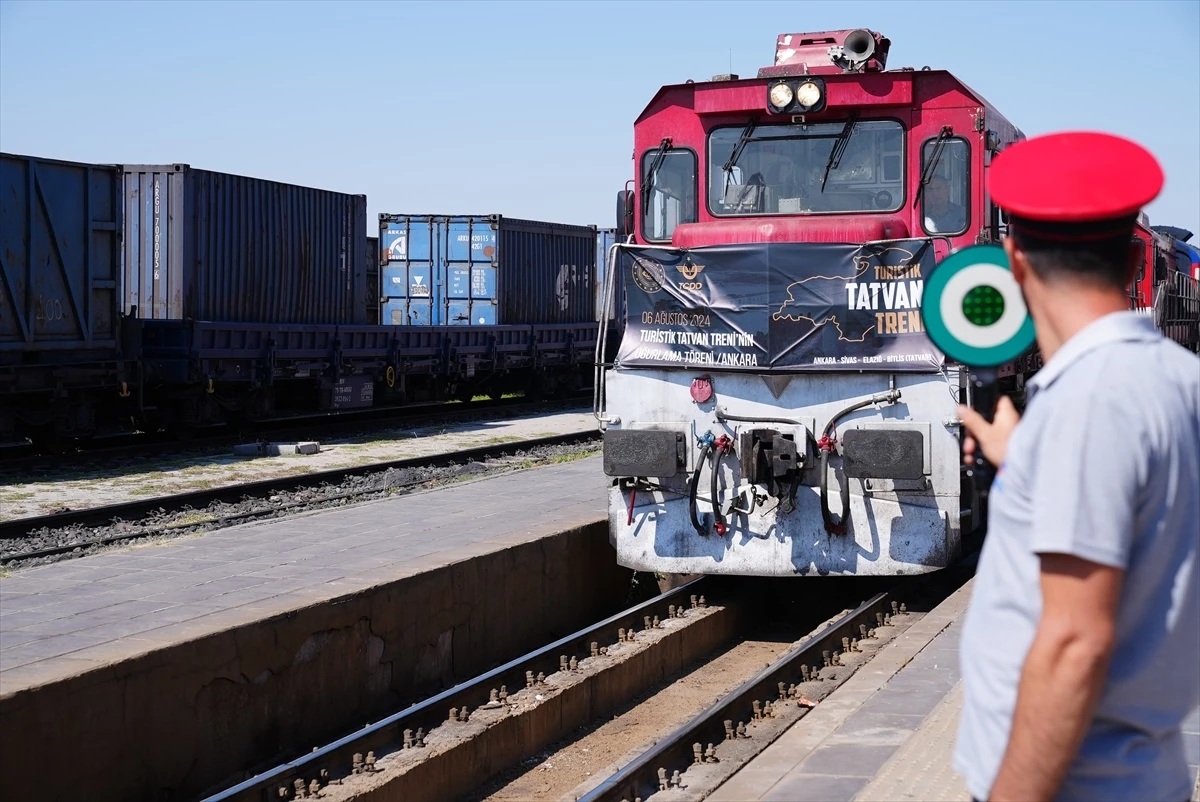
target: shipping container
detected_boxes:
[1,152,123,356]
[122,164,368,325]
[366,235,380,325]
[378,214,597,326]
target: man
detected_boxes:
[923,175,966,233]
[953,130,1200,802]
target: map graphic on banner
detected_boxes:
[615,240,944,372]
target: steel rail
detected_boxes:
[200,576,715,802]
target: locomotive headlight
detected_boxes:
[795,80,822,109]
[768,82,794,109]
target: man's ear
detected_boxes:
[1003,236,1028,286]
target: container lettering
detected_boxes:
[35,297,65,324]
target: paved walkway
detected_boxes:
[712,578,1200,802]
[0,454,608,695]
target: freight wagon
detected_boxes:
[1,151,607,444]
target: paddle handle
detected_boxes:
[967,368,998,493]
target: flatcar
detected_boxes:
[593,28,1200,578]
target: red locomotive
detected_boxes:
[594,29,1198,578]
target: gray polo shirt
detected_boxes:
[954,310,1200,802]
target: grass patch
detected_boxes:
[179,479,219,491]
[173,511,218,527]
[0,491,35,501]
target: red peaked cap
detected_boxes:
[989,131,1164,242]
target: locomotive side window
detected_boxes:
[640,149,697,242]
[706,120,904,216]
[920,138,970,236]
[1155,246,1170,283]
[1175,247,1191,275]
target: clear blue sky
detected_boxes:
[2,0,1197,236]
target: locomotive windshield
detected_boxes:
[708,120,904,216]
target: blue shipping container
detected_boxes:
[1,152,123,356]
[122,164,368,325]
[379,214,597,326]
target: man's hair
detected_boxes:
[1010,214,1137,291]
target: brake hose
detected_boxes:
[818,389,902,536]
[689,441,715,536]
[710,445,726,536]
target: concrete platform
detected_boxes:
[711,578,1200,802]
[0,454,632,802]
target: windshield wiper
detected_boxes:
[641,137,673,215]
[915,126,954,203]
[820,114,859,191]
[722,120,757,194]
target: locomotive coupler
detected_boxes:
[738,428,804,511]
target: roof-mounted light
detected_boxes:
[766,77,827,115]
[768,83,794,109]
[795,80,822,109]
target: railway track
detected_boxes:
[196,555,977,802]
[0,430,600,567]
[576,554,977,802]
[202,577,722,802]
[0,393,590,470]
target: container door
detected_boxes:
[381,216,439,325]
[122,165,185,320]
[444,217,496,325]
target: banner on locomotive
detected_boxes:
[614,240,944,371]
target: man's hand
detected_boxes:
[958,395,1021,467]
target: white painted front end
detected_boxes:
[601,367,972,577]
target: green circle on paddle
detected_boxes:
[962,285,1005,327]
